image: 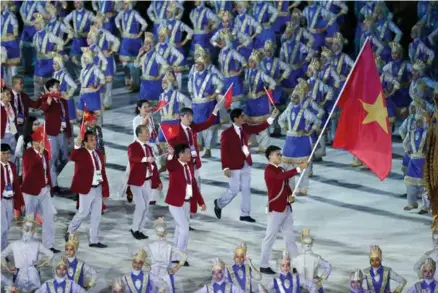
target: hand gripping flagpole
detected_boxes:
[291,38,371,198]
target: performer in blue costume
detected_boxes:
[360,16,385,59]
[217,30,247,110]
[194,258,242,293]
[409,25,435,67]
[32,13,64,99]
[373,3,402,62]
[44,2,73,51]
[1,0,20,87]
[407,258,438,293]
[189,0,220,55]
[91,0,116,34]
[115,0,148,90]
[226,242,261,293]
[252,1,278,50]
[208,0,233,15]
[52,53,78,124]
[234,2,262,61]
[399,103,417,175]
[36,257,85,293]
[363,245,406,293]
[134,32,169,102]
[302,0,335,51]
[147,0,183,36]
[349,269,367,293]
[272,0,292,34]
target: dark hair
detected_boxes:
[179,107,193,116]
[12,75,24,84]
[23,115,38,149]
[135,100,150,115]
[1,143,11,152]
[83,130,96,142]
[135,124,148,137]
[230,108,243,122]
[265,145,281,159]
[174,143,190,158]
[45,78,60,91]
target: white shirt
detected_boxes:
[86,148,102,186]
[33,148,48,185]
[1,161,13,184]
[178,159,192,200]
[137,139,154,177]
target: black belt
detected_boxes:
[184,198,191,202]
[2,197,13,200]
[91,184,101,188]
[145,176,152,181]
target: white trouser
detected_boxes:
[260,208,298,267]
[14,265,41,292]
[217,162,251,217]
[131,181,151,231]
[68,185,102,244]
[283,162,309,191]
[314,134,326,159]
[407,184,424,206]
[48,133,66,187]
[169,202,190,260]
[118,164,130,198]
[1,198,13,250]
[198,128,215,150]
[24,186,54,248]
[176,72,182,90]
[2,133,17,162]
[255,129,270,151]
[104,83,113,107]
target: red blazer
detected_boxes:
[1,105,6,139]
[21,148,52,195]
[164,156,204,208]
[41,96,72,138]
[0,162,24,210]
[70,147,109,197]
[168,113,217,169]
[265,164,299,212]
[127,141,161,188]
[220,121,270,170]
[11,91,41,123]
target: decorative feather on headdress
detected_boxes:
[144,32,155,44]
[211,258,225,271]
[369,245,382,260]
[421,257,437,272]
[33,13,46,25]
[389,42,403,55]
[65,233,80,252]
[280,250,290,264]
[350,269,364,281]
[249,50,263,63]
[234,242,247,256]
[300,228,313,245]
[132,249,147,263]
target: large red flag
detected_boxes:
[333,39,392,180]
[154,100,168,113]
[224,83,234,110]
[160,124,180,142]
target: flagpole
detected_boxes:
[291,38,371,198]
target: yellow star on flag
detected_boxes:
[360,92,388,134]
[168,128,173,135]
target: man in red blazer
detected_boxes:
[66,130,109,248]
[1,143,24,250]
[165,143,206,266]
[214,107,279,223]
[128,124,162,240]
[259,145,307,275]
[11,75,41,133]
[22,127,59,253]
[40,78,72,194]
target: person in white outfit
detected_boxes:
[146,217,187,293]
[1,215,54,292]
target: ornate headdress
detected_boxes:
[33,13,46,25]
[211,258,225,271]
[112,278,125,292]
[249,50,263,63]
[65,233,80,252]
[219,10,233,21]
[45,3,57,16]
[195,55,208,65]
[194,44,208,59]
[328,32,347,46]
[93,13,106,26]
[363,15,375,26]
[280,250,290,264]
[235,1,249,8]
[292,78,309,99]
[421,257,437,272]
[22,214,40,230]
[291,8,302,20]
[300,228,313,245]
[158,25,168,37]
[153,217,167,236]
[55,257,69,269]
[413,60,426,72]
[81,47,94,61]
[234,242,247,256]
[389,42,403,55]
[263,40,275,53]
[308,58,321,72]
[369,245,382,260]
[166,2,177,14]
[321,46,333,59]
[144,32,155,44]
[132,249,147,263]
[87,26,99,41]
[350,269,364,281]
[373,2,386,17]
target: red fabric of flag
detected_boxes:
[224,83,234,110]
[160,124,180,142]
[333,39,392,180]
[265,87,276,105]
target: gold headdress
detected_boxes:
[321,46,333,59]
[55,257,69,269]
[280,250,290,264]
[144,32,155,44]
[22,214,40,229]
[65,233,80,252]
[219,10,233,21]
[308,58,321,72]
[291,8,302,20]
[211,258,225,271]
[87,26,98,41]
[263,40,275,53]
[389,42,403,55]
[195,55,208,65]
[132,249,147,263]
[292,78,309,99]
[363,15,375,26]
[153,217,167,236]
[412,60,426,72]
[285,22,295,34]
[421,257,437,272]
[158,25,168,37]
[249,50,263,63]
[328,32,347,45]
[369,245,382,260]
[167,2,177,14]
[194,44,208,59]
[235,1,249,8]
[93,13,106,26]
[81,47,94,61]
[234,242,247,256]
[45,3,57,16]
[33,13,46,25]
[300,228,313,245]
[350,269,364,281]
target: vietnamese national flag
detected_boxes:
[80,106,90,138]
[154,100,168,113]
[332,39,392,180]
[160,124,180,142]
[264,87,276,105]
[224,83,234,110]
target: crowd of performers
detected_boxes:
[1,0,438,292]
